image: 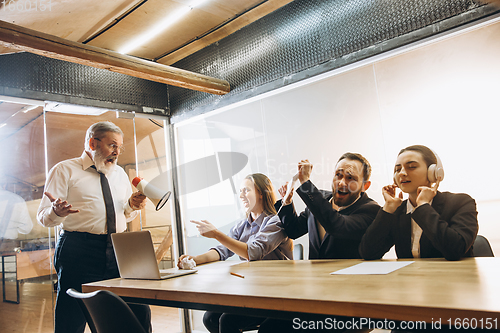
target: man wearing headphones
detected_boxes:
[359,145,478,261]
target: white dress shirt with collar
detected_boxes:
[407,199,433,258]
[37,151,137,234]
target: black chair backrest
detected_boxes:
[473,235,494,257]
[67,288,147,333]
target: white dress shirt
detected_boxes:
[37,151,137,234]
[407,199,433,258]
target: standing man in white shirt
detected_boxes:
[37,121,150,333]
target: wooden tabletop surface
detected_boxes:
[82,258,500,324]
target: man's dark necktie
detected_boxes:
[91,166,116,235]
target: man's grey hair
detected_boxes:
[84,121,123,151]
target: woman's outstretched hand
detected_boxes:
[191,220,219,239]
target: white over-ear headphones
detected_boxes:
[428,149,444,183]
[393,148,445,184]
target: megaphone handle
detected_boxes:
[155,229,173,264]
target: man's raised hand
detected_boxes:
[44,192,80,217]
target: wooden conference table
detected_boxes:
[83,258,500,325]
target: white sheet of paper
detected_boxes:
[331,261,415,275]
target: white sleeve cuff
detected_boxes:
[48,206,66,224]
[124,200,136,217]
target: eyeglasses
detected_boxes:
[94,138,125,154]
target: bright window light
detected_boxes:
[0,95,44,106]
[118,0,211,55]
[44,102,109,116]
[0,104,41,132]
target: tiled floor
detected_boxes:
[0,280,182,333]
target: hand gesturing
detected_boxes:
[416,182,439,207]
[381,185,403,214]
[278,183,293,205]
[298,159,312,184]
[190,220,219,239]
[44,192,80,217]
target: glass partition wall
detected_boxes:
[0,101,55,332]
[0,105,179,333]
[132,116,176,270]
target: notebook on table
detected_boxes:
[111,230,197,280]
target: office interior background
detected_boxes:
[1,0,500,332]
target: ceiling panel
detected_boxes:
[86,0,265,60]
[156,0,294,65]
[0,0,143,55]
[0,0,292,65]
[0,0,142,42]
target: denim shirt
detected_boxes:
[212,213,293,261]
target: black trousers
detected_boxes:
[54,231,151,333]
[203,311,267,333]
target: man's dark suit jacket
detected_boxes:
[276,180,380,259]
[359,191,478,261]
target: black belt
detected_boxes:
[61,230,109,241]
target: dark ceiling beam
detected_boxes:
[0,20,231,95]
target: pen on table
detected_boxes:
[230,272,245,279]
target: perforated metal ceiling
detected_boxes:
[0,52,169,114]
[169,0,496,122]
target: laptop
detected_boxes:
[111,230,197,280]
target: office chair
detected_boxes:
[66,288,147,333]
[473,235,494,257]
